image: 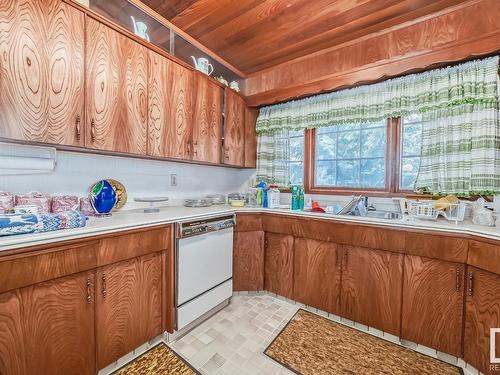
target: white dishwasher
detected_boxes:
[175,214,234,330]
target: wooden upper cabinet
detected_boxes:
[401,256,465,357]
[192,73,223,163]
[95,253,162,370]
[0,0,84,146]
[86,18,148,154]
[244,106,259,168]
[223,89,245,166]
[148,51,193,159]
[0,271,95,375]
[341,246,403,336]
[233,231,265,291]
[294,238,341,315]
[464,267,500,375]
[265,233,294,299]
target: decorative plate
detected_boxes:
[108,179,127,210]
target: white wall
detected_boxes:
[0,148,255,210]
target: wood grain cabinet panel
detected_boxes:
[233,231,265,291]
[0,0,84,146]
[148,50,193,159]
[244,106,259,168]
[401,256,465,357]
[192,73,223,163]
[341,246,403,336]
[265,233,294,299]
[223,90,245,166]
[0,271,95,375]
[86,18,148,154]
[464,267,500,375]
[96,253,162,370]
[294,238,341,315]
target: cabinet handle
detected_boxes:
[344,250,348,268]
[102,274,107,298]
[76,115,81,141]
[86,278,91,304]
[455,267,461,293]
[91,119,96,142]
[186,141,191,156]
[193,141,198,156]
[468,272,474,296]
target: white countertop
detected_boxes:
[1,205,500,252]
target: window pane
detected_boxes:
[361,127,386,158]
[289,161,304,185]
[315,160,336,186]
[401,157,420,190]
[402,123,422,156]
[361,158,385,187]
[337,160,360,187]
[337,131,360,159]
[403,113,422,123]
[289,137,304,161]
[316,133,336,160]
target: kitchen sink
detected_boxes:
[365,210,402,220]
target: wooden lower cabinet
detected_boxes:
[341,245,403,335]
[401,256,464,356]
[265,233,294,299]
[233,231,265,291]
[96,253,162,370]
[293,238,341,315]
[464,267,500,375]
[0,271,95,375]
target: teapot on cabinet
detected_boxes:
[191,56,214,76]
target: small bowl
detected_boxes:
[229,199,245,207]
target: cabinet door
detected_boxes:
[401,256,464,356]
[265,233,294,299]
[464,267,500,375]
[294,238,341,315]
[0,0,84,146]
[148,51,193,159]
[341,245,403,335]
[0,271,95,375]
[223,90,245,166]
[86,18,148,154]
[244,106,258,168]
[233,231,265,291]
[192,74,223,163]
[96,254,162,370]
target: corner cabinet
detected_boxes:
[86,17,148,154]
[223,89,246,166]
[0,0,85,146]
[0,271,96,375]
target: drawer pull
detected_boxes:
[86,278,91,304]
[102,274,107,298]
[455,268,460,293]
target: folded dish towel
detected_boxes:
[0,210,86,236]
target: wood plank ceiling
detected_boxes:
[141,0,468,74]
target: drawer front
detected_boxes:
[98,226,171,266]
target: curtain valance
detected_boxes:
[256,56,500,135]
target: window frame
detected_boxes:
[297,117,423,196]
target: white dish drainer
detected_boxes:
[407,200,466,224]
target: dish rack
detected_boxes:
[407,200,466,224]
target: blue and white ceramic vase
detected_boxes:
[89,180,117,216]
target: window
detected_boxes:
[400,114,423,190]
[314,120,387,189]
[282,130,304,185]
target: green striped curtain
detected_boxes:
[256,129,290,187]
[255,56,500,195]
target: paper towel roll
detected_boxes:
[0,156,55,172]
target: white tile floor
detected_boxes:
[169,293,299,375]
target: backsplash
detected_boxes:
[0,147,255,210]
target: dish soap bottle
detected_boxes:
[268,184,280,209]
[299,186,304,210]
